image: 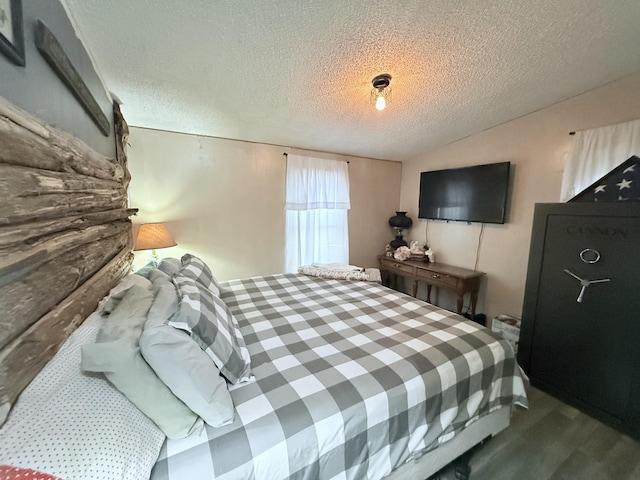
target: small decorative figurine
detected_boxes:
[409,240,423,254]
[424,247,435,263]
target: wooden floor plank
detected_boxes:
[432,386,640,480]
[601,435,640,480]
[577,420,624,461]
[548,451,610,480]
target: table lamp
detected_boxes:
[388,211,412,249]
[134,223,177,263]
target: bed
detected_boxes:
[0,263,527,480]
[0,97,527,480]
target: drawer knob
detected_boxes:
[432,273,440,279]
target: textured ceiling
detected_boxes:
[62,0,640,161]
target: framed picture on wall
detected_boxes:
[0,0,25,66]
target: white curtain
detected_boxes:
[285,155,350,273]
[560,119,640,201]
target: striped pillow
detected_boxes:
[170,274,251,384]
[178,254,220,295]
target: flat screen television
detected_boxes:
[418,161,511,224]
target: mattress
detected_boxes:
[151,273,528,480]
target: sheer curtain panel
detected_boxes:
[560,119,640,201]
[285,155,350,273]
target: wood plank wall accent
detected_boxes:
[0,96,137,425]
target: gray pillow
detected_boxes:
[98,274,152,315]
[135,260,158,279]
[148,268,170,287]
[81,285,203,439]
[157,257,181,277]
[147,277,178,329]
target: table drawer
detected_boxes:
[416,268,459,288]
[380,258,414,275]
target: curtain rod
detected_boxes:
[283,152,349,163]
[569,119,640,136]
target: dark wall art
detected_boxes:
[0,0,25,66]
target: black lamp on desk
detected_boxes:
[388,211,412,249]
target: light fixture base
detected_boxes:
[372,73,391,89]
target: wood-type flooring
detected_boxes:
[434,386,640,480]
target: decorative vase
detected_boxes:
[388,211,412,249]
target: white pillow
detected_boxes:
[140,324,235,427]
[0,313,165,480]
[157,257,181,277]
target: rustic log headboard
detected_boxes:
[0,96,136,425]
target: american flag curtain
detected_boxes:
[569,155,640,202]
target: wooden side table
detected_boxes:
[378,256,485,318]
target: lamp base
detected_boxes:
[389,235,407,249]
[147,249,159,267]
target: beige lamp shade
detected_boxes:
[134,223,177,251]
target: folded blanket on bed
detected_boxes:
[310,262,363,271]
[298,264,382,282]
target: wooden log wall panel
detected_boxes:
[0,250,133,424]
[0,96,137,426]
[0,208,137,248]
[0,228,131,350]
[0,98,123,183]
[0,221,130,287]
[0,164,127,225]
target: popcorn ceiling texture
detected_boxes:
[62,0,640,161]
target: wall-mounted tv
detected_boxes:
[418,161,511,224]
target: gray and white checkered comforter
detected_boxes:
[151,274,528,480]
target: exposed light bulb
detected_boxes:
[371,74,392,110]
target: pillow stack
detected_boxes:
[140,268,236,428]
[81,285,203,439]
[81,254,248,439]
[169,254,252,384]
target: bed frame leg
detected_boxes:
[454,462,470,479]
[426,435,491,480]
[453,450,472,480]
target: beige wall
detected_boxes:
[128,128,401,279]
[400,72,640,320]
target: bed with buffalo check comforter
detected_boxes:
[150,273,528,480]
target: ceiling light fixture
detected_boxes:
[371,73,392,111]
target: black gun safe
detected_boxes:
[518,202,640,438]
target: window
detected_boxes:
[285,155,350,272]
